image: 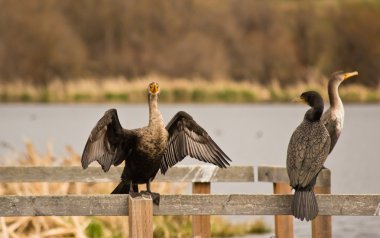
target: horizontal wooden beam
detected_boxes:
[258,166,331,187]
[158,165,254,183]
[0,165,254,183]
[0,194,379,216]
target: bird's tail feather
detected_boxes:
[292,189,318,221]
[111,181,138,194]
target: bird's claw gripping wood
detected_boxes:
[141,191,160,205]
[129,191,141,199]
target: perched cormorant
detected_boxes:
[81,82,231,203]
[287,91,331,221]
[321,71,358,153]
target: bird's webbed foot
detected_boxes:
[141,191,160,205]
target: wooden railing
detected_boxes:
[258,166,331,238]
[1,166,379,238]
[0,165,254,238]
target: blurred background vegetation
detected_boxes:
[0,0,379,102]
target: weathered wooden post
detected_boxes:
[192,182,211,238]
[258,166,332,238]
[258,166,294,238]
[273,182,294,238]
[128,194,153,238]
[312,168,331,238]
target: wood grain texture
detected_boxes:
[0,194,379,216]
[192,183,211,238]
[273,183,294,238]
[129,195,153,238]
[312,186,332,238]
[258,166,331,187]
[0,166,254,183]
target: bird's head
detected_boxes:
[148,82,160,95]
[294,91,324,108]
[331,71,358,83]
[294,91,324,122]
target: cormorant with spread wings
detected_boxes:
[81,82,231,203]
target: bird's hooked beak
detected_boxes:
[292,96,307,104]
[343,71,359,80]
[148,82,160,94]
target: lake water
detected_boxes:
[0,103,380,237]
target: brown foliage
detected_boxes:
[0,0,379,87]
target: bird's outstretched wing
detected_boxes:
[81,109,136,172]
[160,111,231,174]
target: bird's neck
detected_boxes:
[328,80,343,111]
[305,106,323,122]
[148,94,164,126]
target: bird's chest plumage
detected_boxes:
[137,126,169,159]
[333,109,344,129]
[322,108,344,134]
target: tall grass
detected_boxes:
[1,75,378,103]
[0,143,271,237]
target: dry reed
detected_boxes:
[0,143,187,238]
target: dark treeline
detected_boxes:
[0,0,379,87]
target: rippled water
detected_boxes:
[1,103,379,237]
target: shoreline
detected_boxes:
[1,77,379,103]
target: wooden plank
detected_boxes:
[273,183,294,238]
[0,166,254,183]
[192,183,211,238]
[258,166,331,187]
[159,165,254,183]
[0,194,380,216]
[312,186,332,238]
[128,195,153,238]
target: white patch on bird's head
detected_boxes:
[148,82,160,95]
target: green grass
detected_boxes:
[73,93,92,102]
[39,90,51,103]
[366,91,380,102]
[172,88,192,102]
[211,217,271,237]
[1,77,379,103]
[0,92,9,102]
[83,216,270,238]
[215,89,239,102]
[20,92,32,102]
[241,90,257,102]
[341,92,361,102]
[192,88,208,102]
[86,219,104,238]
[104,92,129,101]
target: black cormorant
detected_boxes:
[287,91,331,221]
[321,71,358,153]
[81,82,231,203]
